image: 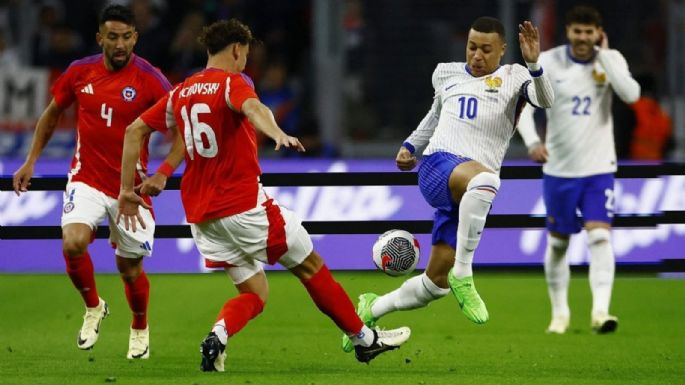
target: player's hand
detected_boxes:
[396,146,417,171]
[528,142,548,163]
[598,31,609,50]
[12,163,35,196]
[138,173,167,197]
[518,20,540,63]
[274,135,306,152]
[116,190,151,232]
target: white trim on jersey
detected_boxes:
[67,134,82,184]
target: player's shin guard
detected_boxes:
[63,251,100,308]
[303,265,364,335]
[372,273,449,318]
[454,172,500,278]
[215,293,265,338]
[544,234,570,319]
[123,271,150,330]
[588,228,615,316]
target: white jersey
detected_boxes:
[517,45,640,177]
[405,62,554,173]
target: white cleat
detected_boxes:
[546,316,570,334]
[77,298,109,350]
[354,326,411,363]
[127,327,150,359]
[592,314,618,334]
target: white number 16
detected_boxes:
[180,103,218,159]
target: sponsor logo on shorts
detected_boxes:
[63,202,75,213]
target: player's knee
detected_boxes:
[548,234,570,253]
[587,228,611,246]
[62,238,89,257]
[466,172,500,201]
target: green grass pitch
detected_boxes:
[1,271,683,385]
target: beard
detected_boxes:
[107,51,131,71]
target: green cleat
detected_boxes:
[342,293,379,353]
[448,271,489,324]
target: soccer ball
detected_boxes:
[372,229,420,276]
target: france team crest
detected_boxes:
[122,86,137,101]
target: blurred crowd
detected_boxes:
[0,0,674,160]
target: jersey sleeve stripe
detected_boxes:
[67,54,103,69]
[133,56,173,91]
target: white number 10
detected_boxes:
[180,103,218,159]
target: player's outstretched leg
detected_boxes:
[77,297,109,350]
[354,327,411,364]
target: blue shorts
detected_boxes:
[418,152,473,249]
[543,173,614,235]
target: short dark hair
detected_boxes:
[99,4,135,26]
[198,19,255,55]
[470,17,506,40]
[565,5,602,27]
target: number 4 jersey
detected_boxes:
[51,53,171,200]
[140,68,260,223]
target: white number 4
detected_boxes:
[101,103,113,127]
[180,103,218,159]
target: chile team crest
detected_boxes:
[121,86,137,101]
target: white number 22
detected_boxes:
[180,103,218,159]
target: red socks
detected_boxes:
[123,271,150,330]
[217,293,265,336]
[63,251,100,308]
[303,265,363,335]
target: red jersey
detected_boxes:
[51,53,171,201]
[141,68,260,223]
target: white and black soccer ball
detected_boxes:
[372,229,420,276]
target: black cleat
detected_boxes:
[200,332,226,372]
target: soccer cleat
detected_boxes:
[77,298,109,350]
[448,271,489,324]
[127,327,150,359]
[546,316,570,334]
[591,314,618,334]
[342,293,379,353]
[354,327,411,364]
[200,332,227,372]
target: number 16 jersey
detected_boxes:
[142,68,260,223]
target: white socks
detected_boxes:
[453,172,500,278]
[371,274,450,318]
[212,320,229,345]
[350,325,375,347]
[544,234,570,319]
[587,228,615,316]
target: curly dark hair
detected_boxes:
[565,5,602,27]
[99,4,134,26]
[470,16,505,41]
[198,19,255,55]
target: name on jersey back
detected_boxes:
[180,82,220,98]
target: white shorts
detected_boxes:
[61,182,155,259]
[192,188,313,284]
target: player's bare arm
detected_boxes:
[241,98,305,152]
[139,131,184,197]
[518,20,540,63]
[13,99,64,196]
[396,146,417,171]
[117,117,153,232]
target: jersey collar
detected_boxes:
[465,64,501,78]
[565,44,595,64]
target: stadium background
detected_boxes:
[0,1,683,384]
